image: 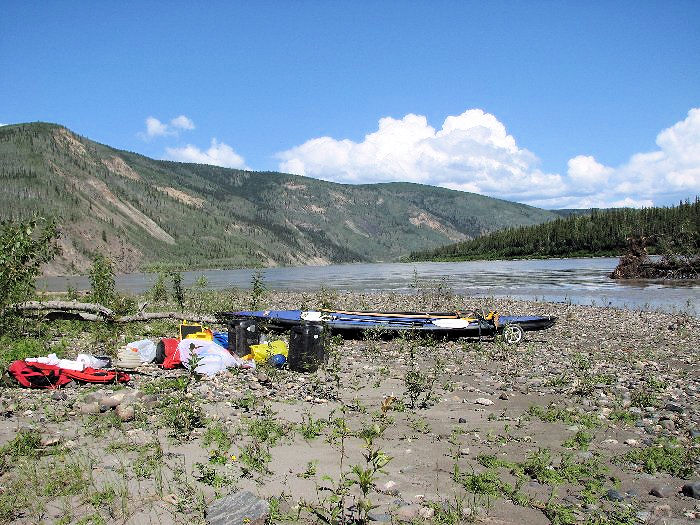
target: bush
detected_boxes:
[0,218,59,332]
[89,254,116,307]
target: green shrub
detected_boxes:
[0,217,59,333]
[89,254,116,307]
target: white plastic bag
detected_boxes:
[76,354,110,369]
[127,339,157,363]
[176,339,253,376]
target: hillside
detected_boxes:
[406,199,699,262]
[0,122,559,274]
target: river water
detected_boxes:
[38,257,698,315]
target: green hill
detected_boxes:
[0,122,559,274]
[406,200,699,262]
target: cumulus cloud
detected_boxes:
[277,108,700,208]
[139,115,195,140]
[170,115,195,130]
[165,138,248,169]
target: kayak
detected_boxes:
[220,309,556,343]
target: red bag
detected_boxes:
[62,368,131,384]
[8,360,72,389]
[8,360,130,389]
[160,338,182,369]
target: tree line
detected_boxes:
[406,198,699,261]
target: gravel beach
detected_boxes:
[1,291,698,524]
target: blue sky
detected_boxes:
[1,1,698,208]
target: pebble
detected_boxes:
[659,419,675,431]
[682,482,700,499]
[605,489,624,501]
[458,417,466,424]
[51,391,67,401]
[395,505,420,521]
[652,504,672,518]
[41,436,60,447]
[649,485,672,498]
[206,490,269,525]
[380,481,399,495]
[80,402,100,415]
[116,404,135,422]
[418,507,434,519]
[624,438,638,446]
[474,397,494,406]
[665,402,683,412]
[99,396,122,411]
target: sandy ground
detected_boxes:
[0,292,698,524]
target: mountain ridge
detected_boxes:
[0,122,560,275]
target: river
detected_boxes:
[37,257,698,315]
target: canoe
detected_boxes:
[220,309,556,343]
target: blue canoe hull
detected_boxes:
[221,309,556,336]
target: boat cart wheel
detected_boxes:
[502,324,524,345]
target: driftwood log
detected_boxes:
[8,300,217,324]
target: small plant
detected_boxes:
[170,270,185,311]
[407,417,432,435]
[316,284,337,310]
[89,254,117,307]
[140,376,189,394]
[615,438,697,478]
[249,270,266,310]
[298,412,326,440]
[149,271,168,302]
[404,368,437,409]
[203,421,233,452]
[238,441,272,476]
[132,441,163,481]
[159,393,205,439]
[348,438,392,524]
[608,409,637,425]
[194,462,232,490]
[563,430,594,450]
[0,428,44,473]
[244,415,285,446]
[299,460,318,479]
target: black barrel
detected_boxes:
[288,323,325,372]
[228,318,260,357]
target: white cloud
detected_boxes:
[144,117,170,138]
[139,115,195,140]
[277,108,700,208]
[165,139,248,169]
[0,123,6,126]
[567,155,613,190]
[278,109,563,202]
[170,115,195,130]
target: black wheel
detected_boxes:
[502,324,524,345]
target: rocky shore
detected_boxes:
[0,291,698,524]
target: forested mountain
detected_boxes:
[406,199,699,262]
[0,122,560,275]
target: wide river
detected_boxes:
[38,257,698,316]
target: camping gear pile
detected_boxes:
[7,307,551,388]
[6,319,296,388]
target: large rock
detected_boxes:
[207,491,269,525]
[682,482,700,499]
